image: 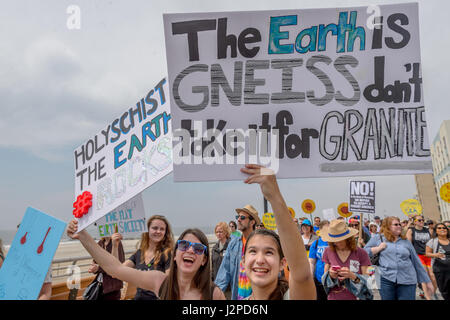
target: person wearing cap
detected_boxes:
[374,216,382,232]
[301,219,319,254]
[348,218,371,247]
[321,220,373,300]
[215,204,260,300]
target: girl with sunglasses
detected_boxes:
[240,164,316,300]
[364,216,433,300]
[406,215,437,299]
[121,215,174,300]
[67,221,225,300]
[426,223,450,300]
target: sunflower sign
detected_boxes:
[262,212,276,231]
[400,199,423,216]
[440,183,450,203]
[301,199,316,214]
[337,202,352,218]
[288,207,296,218]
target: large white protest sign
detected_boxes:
[163,3,431,182]
[73,78,173,231]
[94,193,147,238]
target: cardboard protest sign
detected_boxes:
[400,199,422,216]
[440,182,450,203]
[349,180,376,213]
[0,207,66,300]
[337,202,352,218]
[73,78,173,231]
[301,199,316,214]
[163,3,431,182]
[262,212,276,230]
[322,208,337,221]
[94,193,147,238]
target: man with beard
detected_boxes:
[215,204,260,300]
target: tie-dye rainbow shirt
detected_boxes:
[237,237,252,300]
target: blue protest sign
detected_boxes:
[0,207,66,300]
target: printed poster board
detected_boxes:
[163,3,431,182]
[349,180,376,213]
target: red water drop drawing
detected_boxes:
[37,227,51,254]
[20,232,28,245]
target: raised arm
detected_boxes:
[241,164,316,300]
[67,219,166,293]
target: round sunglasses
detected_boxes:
[176,239,207,255]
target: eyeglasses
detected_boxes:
[176,240,207,255]
[349,224,359,227]
[236,215,253,221]
[436,227,448,230]
[391,223,401,227]
[416,219,424,222]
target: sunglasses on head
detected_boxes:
[176,239,207,255]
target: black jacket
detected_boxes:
[211,238,230,281]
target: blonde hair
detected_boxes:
[215,222,230,239]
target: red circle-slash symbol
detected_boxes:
[73,191,93,218]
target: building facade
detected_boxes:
[430,120,450,222]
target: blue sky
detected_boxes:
[1,0,449,232]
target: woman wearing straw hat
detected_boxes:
[321,220,372,300]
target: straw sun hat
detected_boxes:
[321,219,359,242]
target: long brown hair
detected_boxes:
[244,229,289,300]
[139,215,174,267]
[380,216,405,242]
[159,228,212,300]
[327,236,358,252]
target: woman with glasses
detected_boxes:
[364,216,433,300]
[406,215,436,299]
[67,221,226,300]
[426,223,450,300]
[228,221,241,238]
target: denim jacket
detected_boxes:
[214,235,245,300]
[322,271,373,300]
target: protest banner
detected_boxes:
[73,78,173,231]
[349,180,376,213]
[94,193,147,238]
[322,208,337,221]
[440,182,450,203]
[163,3,431,182]
[400,198,423,216]
[0,207,66,300]
[301,199,316,214]
[288,206,296,218]
[262,212,276,230]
